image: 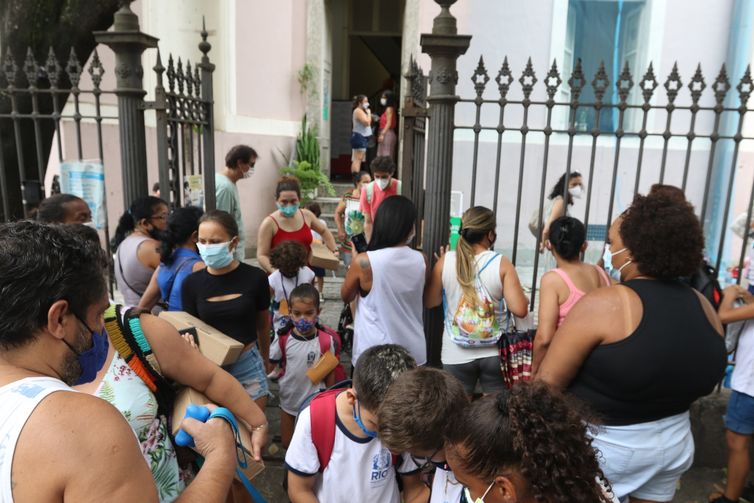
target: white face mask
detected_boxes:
[569,185,583,199]
[242,167,254,179]
[376,178,390,191]
[380,98,387,106]
[362,102,370,110]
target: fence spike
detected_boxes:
[66,47,82,88]
[712,64,731,106]
[471,55,490,98]
[568,58,586,104]
[199,15,212,59]
[2,50,17,86]
[495,56,513,100]
[194,64,201,96]
[639,62,659,104]
[23,47,40,87]
[663,62,682,104]
[154,49,165,89]
[88,48,105,89]
[185,60,194,97]
[166,54,176,92]
[544,59,562,101]
[736,65,752,106]
[591,61,609,103]
[688,63,706,105]
[518,57,537,100]
[615,61,633,105]
[45,47,60,88]
[176,57,185,95]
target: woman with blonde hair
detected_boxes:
[425,206,528,395]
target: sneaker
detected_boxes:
[267,366,282,381]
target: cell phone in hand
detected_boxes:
[351,233,368,253]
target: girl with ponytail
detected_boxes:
[532,216,611,374]
[425,206,528,396]
[444,381,616,503]
[138,206,206,312]
[113,196,169,306]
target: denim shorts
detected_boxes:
[443,356,506,394]
[725,389,754,435]
[223,346,270,401]
[590,412,694,502]
[350,132,369,150]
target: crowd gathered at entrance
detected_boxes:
[3,142,754,503]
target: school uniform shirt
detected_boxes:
[431,465,463,503]
[269,331,335,415]
[285,398,420,503]
[268,268,315,334]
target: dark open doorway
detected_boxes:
[328,0,404,181]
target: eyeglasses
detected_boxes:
[410,447,444,474]
[463,480,495,503]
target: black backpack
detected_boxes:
[680,259,723,310]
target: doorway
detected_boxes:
[328,0,405,181]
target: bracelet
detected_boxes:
[250,422,269,432]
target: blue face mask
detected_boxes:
[197,242,234,269]
[352,400,378,438]
[602,244,630,282]
[63,317,110,385]
[293,317,317,334]
[277,203,299,218]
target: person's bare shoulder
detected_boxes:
[13,390,158,502]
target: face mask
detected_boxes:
[352,401,378,438]
[149,228,165,241]
[376,178,390,191]
[603,244,630,281]
[569,185,583,199]
[362,102,370,110]
[380,98,387,106]
[242,167,254,179]
[198,242,234,269]
[62,318,110,385]
[278,203,299,218]
[293,317,317,334]
[463,481,496,503]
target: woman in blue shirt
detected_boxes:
[139,206,205,311]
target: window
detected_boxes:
[561,0,647,132]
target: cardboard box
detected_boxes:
[172,388,265,481]
[158,311,243,366]
[310,242,340,270]
[305,351,339,384]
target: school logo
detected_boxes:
[370,448,392,485]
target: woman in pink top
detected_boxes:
[533,216,610,373]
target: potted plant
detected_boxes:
[280,116,334,203]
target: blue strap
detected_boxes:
[196,407,268,503]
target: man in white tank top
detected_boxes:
[0,222,236,503]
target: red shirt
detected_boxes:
[359,179,401,221]
[270,211,313,253]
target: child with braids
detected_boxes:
[444,382,618,503]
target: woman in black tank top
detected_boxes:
[537,191,726,502]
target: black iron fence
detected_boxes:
[0,4,215,226]
[406,54,754,310]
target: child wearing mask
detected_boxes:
[270,284,337,448]
[269,241,316,335]
[286,344,426,503]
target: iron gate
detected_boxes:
[401,56,428,236]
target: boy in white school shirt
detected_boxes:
[378,367,469,503]
[285,344,428,503]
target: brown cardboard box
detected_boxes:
[172,388,265,481]
[310,242,340,270]
[158,311,243,366]
[305,351,339,384]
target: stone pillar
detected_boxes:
[94,0,158,209]
[421,0,470,366]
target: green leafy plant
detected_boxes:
[281,160,334,203]
[296,115,320,168]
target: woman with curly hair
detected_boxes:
[537,191,726,502]
[445,382,616,503]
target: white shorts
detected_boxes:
[590,411,694,502]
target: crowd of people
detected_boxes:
[2,144,753,503]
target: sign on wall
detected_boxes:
[60,160,106,230]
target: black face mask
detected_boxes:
[148,228,165,241]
